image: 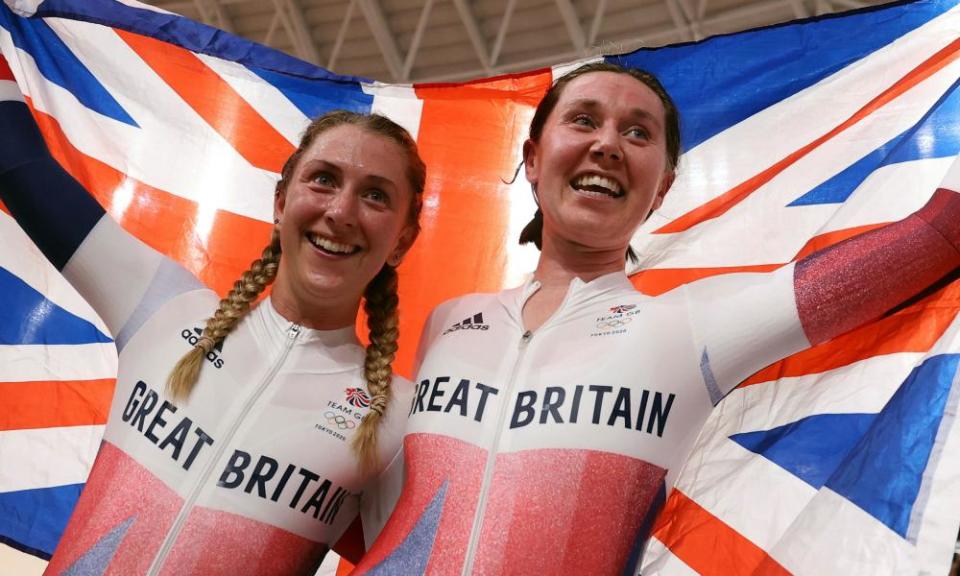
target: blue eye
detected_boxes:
[572,114,595,127]
[313,171,335,187]
[364,189,388,205]
[626,127,650,139]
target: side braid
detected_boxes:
[352,264,400,473]
[167,228,282,400]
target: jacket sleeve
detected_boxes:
[0,98,201,349]
[794,163,960,345]
[677,156,960,399]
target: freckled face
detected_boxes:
[273,124,416,316]
[524,72,675,254]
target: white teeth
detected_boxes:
[572,174,622,196]
[307,233,357,255]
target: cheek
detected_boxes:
[544,141,577,171]
[278,223,299,257]
[365,214,406,248]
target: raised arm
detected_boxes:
[0,94,201,349]
[678,158,960,399]
[796,181,960,345]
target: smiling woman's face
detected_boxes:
[271,123,416,323]
[523,71,675,256]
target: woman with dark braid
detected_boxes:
[354,62,960,575]
[0,101,424,575]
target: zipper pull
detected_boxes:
[287,324,302,340]
[520,330,533,345]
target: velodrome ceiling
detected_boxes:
[142,0,894,83]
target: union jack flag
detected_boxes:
[1,0,959,574]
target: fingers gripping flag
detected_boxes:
[1,0,959,574]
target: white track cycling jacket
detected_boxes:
[0,99,410,576]
[357,268,807,575]
[355,159,960,574]
[44,281,412,576]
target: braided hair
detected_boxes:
[352,264,401,472]
[168,111,425,472]
[167,228,282,398]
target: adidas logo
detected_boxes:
[180,327,225,369]
[442,312,490,335]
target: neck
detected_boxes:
[533,234,626,288]
[270,283,360,331]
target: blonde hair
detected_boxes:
[167,228,282,398]
[353,264,401,472]
[167,110,425,472]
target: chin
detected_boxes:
[562,217,630,240]
[299,274,351,298]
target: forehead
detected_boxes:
[555,71,666,123]
[299,124,408,180]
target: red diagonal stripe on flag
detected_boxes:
[25,97,272,296]
[655,38,960,235]
[792,223,887,259]
[631,264,783,296]
[652,489,790,575]
[631,223,890,296]
[740,280,960,386]
[0,54,14,81]
[0,378,114,431]
[387,70,552,377]
[114,28,295,174]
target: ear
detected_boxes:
[388,225,418,267]
[273,186,286,224]
[652,170,675,212]
[522,139,539,186]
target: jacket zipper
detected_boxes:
[145,323,302,576]
[461,329,533,575]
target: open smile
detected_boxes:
[569,173,624,199]
[305,232,361,256]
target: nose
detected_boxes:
[591,124,623,162]
[324,187,359,228]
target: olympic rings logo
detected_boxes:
[324,412,356,430]
[596,318,632,329]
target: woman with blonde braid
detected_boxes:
[0,101,424,575]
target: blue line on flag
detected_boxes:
[0,267,112,345]
[0,483,84,558]
[790,77,960,206]
[0,5,137,126]
[827,353,960,538]
[612,0,955,152]
[33,0,370,82]
[246,66,373,121]
[730,412,877,488]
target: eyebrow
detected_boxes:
[364,174,398,189]
[301,159,398,188]
[566,98,663,127]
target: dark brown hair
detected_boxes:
[169,110,425,472]
[519,62,681,263]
